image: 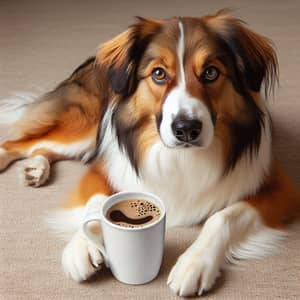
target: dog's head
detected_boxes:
[97,11,278,172]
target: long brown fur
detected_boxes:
[0,11,298,237]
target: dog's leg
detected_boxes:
[0,147,24,172]
[1,60,101,183]
[0,139,64,175]
[168,202,264,297]
[1,121,97,187]
[53,162,114,282]
[62,194,107,282]
[168,162,299,297]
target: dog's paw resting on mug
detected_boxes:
[62,228,104,282]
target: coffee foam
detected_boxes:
[106,199,161,228]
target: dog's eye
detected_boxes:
[201,66,220,83]
[151,67,168,84]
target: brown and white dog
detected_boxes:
[0,11,299,297]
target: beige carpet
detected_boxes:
[0,0,300,299]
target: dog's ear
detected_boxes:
[205,11,278,96]
[97,18,162,96]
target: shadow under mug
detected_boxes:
[82,191,166,285]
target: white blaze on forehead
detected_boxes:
[178,21,186,87]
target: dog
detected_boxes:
[1,11,299,297]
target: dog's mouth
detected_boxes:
[158,137,203,149]
[176,141,202,148]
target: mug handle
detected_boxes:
[83,212,110,268]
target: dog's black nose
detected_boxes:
[171,118,202,143]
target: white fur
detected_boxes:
[227,226,287,263]
[100,104,142,191]
[28,138,95,162]
[46,207,84,240]
[0,92,37,143]
[47,194,107,240]
[178,21,186,87]
[0,92,37,125]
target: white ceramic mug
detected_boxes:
[83,191,166,285]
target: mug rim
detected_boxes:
[101,191,166,231]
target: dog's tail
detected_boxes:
[0,92,38,143]
[45,208,84,241]
[0,91,62,144]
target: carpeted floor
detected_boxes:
[0,0,299,299]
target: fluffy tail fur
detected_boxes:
[0,92,38,143]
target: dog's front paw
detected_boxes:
[62,230,104,282]
[167,250,221,297]
[20,155,50,187]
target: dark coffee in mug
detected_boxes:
[105,199,161,228]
